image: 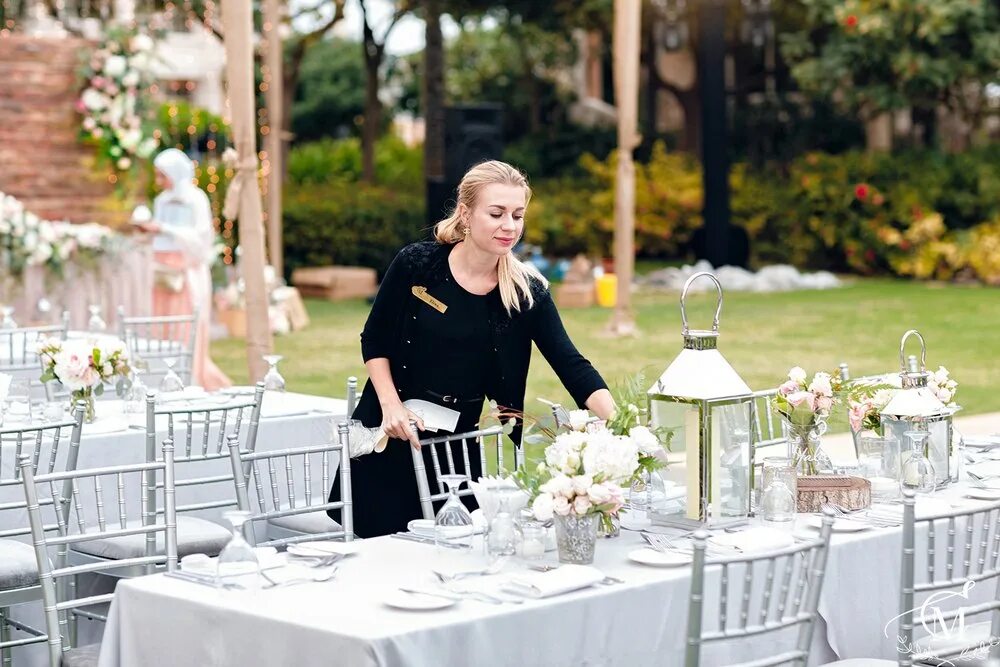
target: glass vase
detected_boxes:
[786,420,833,477]
[554,513,599,565]
[70,388,97,424]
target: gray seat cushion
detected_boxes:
[913,619,996,667]
[0,539,39,590]
[71,517,230,560]
[61,643,102,667]
[268,512,342,535]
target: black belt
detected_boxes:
[424,390,484,406]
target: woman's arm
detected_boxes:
[364,357,424,449]
[530,289,611,413]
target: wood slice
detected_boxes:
[796,476,871,513]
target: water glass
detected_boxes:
[434,474,474,552]
[124,369,148,415]
[760,456,797,522]
[87,305,107,333]
[216,511,260,589]
[1,306,17,329]
[517,517,547,561]
[159,358,185,393]
[42,401,65,423]
[858,435,900,501]
[262,355,286,392]
[4,379,33,425]
[487,488,517,560]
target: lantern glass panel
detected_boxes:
[881,415,952,489]
[710,401,752,521]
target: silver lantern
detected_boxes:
[647,273,754,529]
[880,330,954,489]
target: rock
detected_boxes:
[639,261,842,293]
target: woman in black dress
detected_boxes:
[331,160,615,537]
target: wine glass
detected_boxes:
[1,306,17,329]
[901,431,936,495]
[215,511,260,589]
[487,488,517,559]
[262,354,286,392]
[159,357,185,393]
[87,305,107,333]
[124,367,148,414]
[434,473,474,552]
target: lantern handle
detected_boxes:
[898,329,927,372]
[680,272,723,335]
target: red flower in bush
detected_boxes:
[844,14,858,28]
[864,248,876,262]
[899,240,912,251]
[854,183,870,200]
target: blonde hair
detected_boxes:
[434,160,547,314]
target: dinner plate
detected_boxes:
[286,541,362,558]
[805,516,869,533]
[382,590,456,611]
[219,385,258,396]
[627,548,690,567]
[965,488,1000,501]
[407,519,437,538]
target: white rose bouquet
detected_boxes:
[37,336,131,422]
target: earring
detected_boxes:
[462,227,470,235]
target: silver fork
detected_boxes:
[260,565,339,589]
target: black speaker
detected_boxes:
[443,104,504,191]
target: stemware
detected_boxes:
[1,306,17,329]
[124,367,148,414]
[159,357,185,393]
[87,305,107,333]
[3,379,33,425]
[901,430,936,495]
[262,354,286,392]
[486,488,517,559]
[759,456,797,522]
[215,511,260,589]
[434,473,474,552]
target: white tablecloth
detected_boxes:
[3,390,347,667]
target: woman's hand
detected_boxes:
[134,221,162,234]
[380,400,425,450]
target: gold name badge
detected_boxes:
[411,286,447,313]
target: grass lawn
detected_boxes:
[212,279,1000,425]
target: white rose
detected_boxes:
[552,496,572,516]
[571,475,593,495]
[629,425,660,455]
[122,70,140,88]
[573,496,592,515]
[532,494,554,521]
[568,409,590,431]
[103,55,127,78]
[131,33,154,53]
[541,474,574,498]
[588,484,612,504]
[788,367,807,383]
[808,372,833,397]
[81,89,108,111]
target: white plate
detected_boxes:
[220,385,258,396]
[627,548,690,567]
[407,519,436,538]
[382,590,456,611]
[805,516,870,532]
[965,488,1000,501]
[286,541,362,558]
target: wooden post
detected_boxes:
[263,0,284,277]
[610,0,641,336]
[221,0,274,381]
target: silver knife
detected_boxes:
[390,533,468,549]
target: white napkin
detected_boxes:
[402,399,460,433]
[470,476,529,521]
[158,386,208,403]
[503,564,604,598]
[710,526,794,553]
[0,373,11,407]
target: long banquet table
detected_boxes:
[95,480,1000,667]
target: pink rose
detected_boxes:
[848,403,868,432]
[815,395,833,412]
[786,391,816,411]
[573,496,592,515]
[778,380,799,396]
[552,496,572,516]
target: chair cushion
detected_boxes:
[819,661,894,666]
[0,539,39,589]
[71,517,230,560]
[267,512,342,535]
[61,643,102,667]
[914,619,996,666]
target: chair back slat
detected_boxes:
[19,442,177,663]
[409,425,505,520]
[685,513,835,667]
[228,423,354,549]
[429,444,444,494]
[118,306,198,387]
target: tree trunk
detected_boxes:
[865,113,893,153]
[423,0,445,182]
[263,0,283,277]
[362,43,382,184]
[221,0,274,382]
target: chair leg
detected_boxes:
[67,574,79,648]
[0,606,11,667]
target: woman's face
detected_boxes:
[462,183,525,257]
[155,169,173,191]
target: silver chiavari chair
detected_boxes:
[346,376,358,415]
[824,491,1000,667]
[0,313,70,402]
[685,510,835,667]
[227,422,354,548]
[409,423,506,521]
[117,306,198,386]
[0,406,84,666]
[18,441,178,667]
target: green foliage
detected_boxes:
[282,179,427,280]
[781,0,1000,125]
[290,38,368,143]
[286,136,423,192]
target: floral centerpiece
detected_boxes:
[36,337,132,423]
[506,377,667,564]
[845,366,958,436]
[774,367,838,475]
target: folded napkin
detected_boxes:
[402,399,460,433]
[158,386,208,403]
[710,526,794,553]
[503,564,604,598]
[470,477,529,521]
